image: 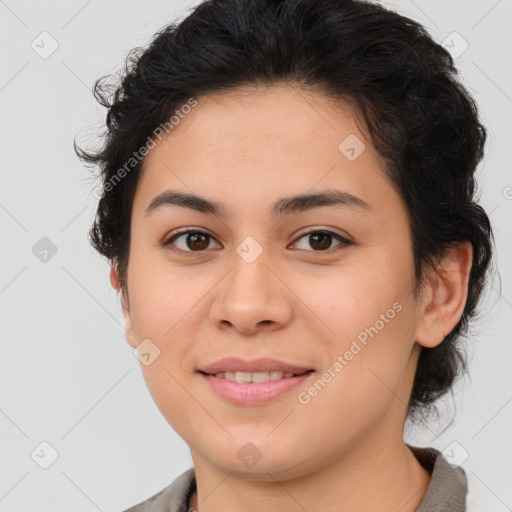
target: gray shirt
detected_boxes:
[122,444,467,512]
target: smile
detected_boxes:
[200,370,315,405]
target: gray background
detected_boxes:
[1,0,511,510]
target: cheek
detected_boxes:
[126,265,201,430]
[137,356,199,442]
[126,249,197,338]
[297,261,417,398]
[297,260,409,341]
[295,307,415,446]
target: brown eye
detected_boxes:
[291,230,350,252]
[308,232,332,251]
[165,230,220,253]
[184,232,210,251]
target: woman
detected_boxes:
[76,0,494,510]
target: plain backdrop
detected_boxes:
[1,0,511,510]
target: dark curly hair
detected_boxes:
[76,0,495,425]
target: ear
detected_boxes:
[414,241,473,348]
[110,263,137,349]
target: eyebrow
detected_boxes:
[144,188,373,219]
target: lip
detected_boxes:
[198,357,313,375]
[201,371,315,406]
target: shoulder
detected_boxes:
[120,467,196,512]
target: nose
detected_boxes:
[209,252,293,335]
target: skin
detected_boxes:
[110,84,473,512]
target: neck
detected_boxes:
[188,435,431,512]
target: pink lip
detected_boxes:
[201,371,314,406]
[199,357,313,375]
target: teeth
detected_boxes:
[213,370,298,382]
[235,371,252,383]
[252,371,273,383]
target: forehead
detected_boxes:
[133,84,399,218]
[164,84,363,147]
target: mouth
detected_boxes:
[197,357,316,405]
[198,367,315,406]
[198,356,314,376]
[199,369,314,383]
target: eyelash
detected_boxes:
[163,228,352,256]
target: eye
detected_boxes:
[164,229,220,253]
[164,228,351,255]
[290,229,351,252]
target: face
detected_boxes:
[115,84,430,480]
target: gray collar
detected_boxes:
[409,444,467,511]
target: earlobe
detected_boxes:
[414,241,473,348]
[110,263,120,291]
[110,263,137,349]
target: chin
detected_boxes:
[199,441,314,481]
